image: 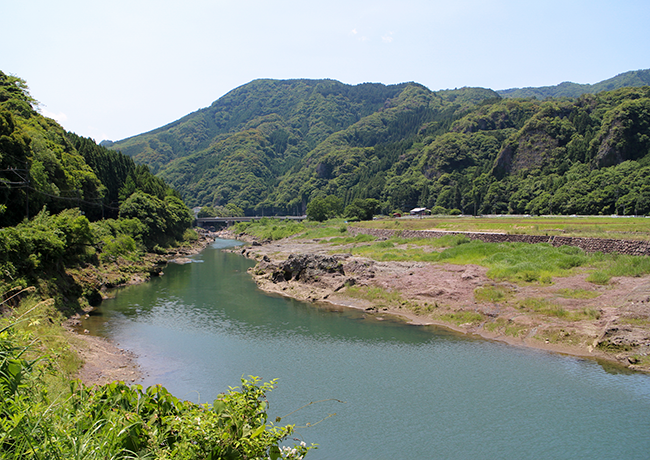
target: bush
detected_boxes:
[0,310,315,460]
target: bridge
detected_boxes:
[196,215,306,227]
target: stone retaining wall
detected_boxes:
[347,227,650,256]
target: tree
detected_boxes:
[344,198,379,221]
[307,197,329,222]
[307,195,343,222]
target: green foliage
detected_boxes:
[0,311,313,459]
[118,191,192,249]
[586,253,650,285]
[474,285,511,303]
[437,311,485,325]
[0,208,93,282]
[344,198,379,221]
[306,195,343,222]
[108,76,650,219]
[234,219,307,241]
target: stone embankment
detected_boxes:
[348,227,650,256]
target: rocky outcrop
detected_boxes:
[271,254,344,283]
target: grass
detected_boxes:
[345,285,420,311]
[437,311,485,326]
[587,253,650,285]
[619,317,650,326]
[358,215,650,241]
[536,328,589,347]
[555,288,600,299]
[484,318,530,338]
[333,231,650,287]
[474,285,511,303]
[517,298,568,318]
[348,238,599,284]
[516,298,601,320]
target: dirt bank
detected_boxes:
[238,234,650,373]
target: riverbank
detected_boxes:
[231,230,650,373]
[67,228,220,385]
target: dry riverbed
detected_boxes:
[233,232,650,373]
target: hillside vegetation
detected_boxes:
[110,73,650,218]
[0,70,194,311]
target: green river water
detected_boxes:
[84,239,650,459]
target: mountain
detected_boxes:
[109,74,650,217]
[497,69,650,99]
[110,79,499,213]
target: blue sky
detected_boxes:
[3,0,649,143]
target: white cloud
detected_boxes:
[40,108,68,124]
[382,32,394,43]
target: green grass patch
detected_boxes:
[482,318,530,337]
[234,218,307,240]
[586,271,612,285]
[504,322,530,338]
[517,298,601,320]
[484,317,507,332]
[537,328,587,347]
[556,288,600,299]
[299,223,349,239]
[346,285,405,305]
[517,298,568,318]
[474,285,511,303]
[351,239,593,284]
[357,215,650,241]
[587,254,650,285]
[437,311,485,326]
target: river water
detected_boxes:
[85,239,650,459]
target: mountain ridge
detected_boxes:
[108,70,650,217]
[497,69,650,99]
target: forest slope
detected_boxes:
[109,72,650,217]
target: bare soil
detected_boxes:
[235,232,650,372]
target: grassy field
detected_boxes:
[234,216,650,286]
[354,215,650,241]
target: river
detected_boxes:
[84,239,650,459]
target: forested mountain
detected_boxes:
[497,69,650,99]
[109,73,650,217]
[0,71,192,247]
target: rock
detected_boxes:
[597,325,650,349]
[271,254,345,283]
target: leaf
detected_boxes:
[269,444,282,460]
[251,424,266,438]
